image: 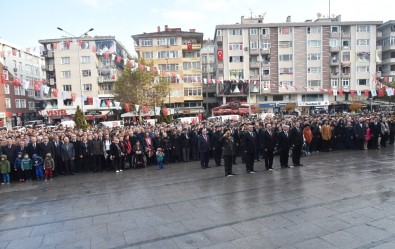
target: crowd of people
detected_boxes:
[1,111,394,183]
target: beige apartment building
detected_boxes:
[132,26,204,116]
[201,40,219,115]
[377,20,395,84]
[38,36,133,123]
[214,15,381,113]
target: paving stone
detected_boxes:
[294,238,338,249]
[5,236,43,249]
[173,232,213,249]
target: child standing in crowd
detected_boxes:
[21,153,33,181]
[0,155,11,184]
[13,152,24,182]
[44,153,55,181]
[156,148,165,170]
[32,154,44,181]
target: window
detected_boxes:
[80,56,90,64]
[61,57,70,64]
[14,86,20,95]
[357,66,370,72]
[141,39,153,46]
[342,52,350,62]
[279,68,293,74]
[308,67,321,74]
[249,41,258,50]
[279,54,293,61]
[357,79,368,85]
[229,69,244,80]
[330,26,339,33]
[260,28,269,35]
[28,90,34,97]
[342,67,350,75]
[20,87,25,96]
[357,52,370,61]
[157,51,178,58]
[63,85,72,91]
[19,62,22,70]
[279,41,293,48]
[273,95,284,101]
[357,39,370,46]
[216,30,222,36]
[228,43,243,51]
[5,98,11,108]
[342,78,350,87]
[342,39,350,47]
[20,99,26,108]
[308,80,321,87]
[307,27,321,34]
[157,37,177,46]
[83,84,92,91]
[308,53,321,60]
[229,56,243,63]
[308,40,321,47]
[280,27,292,34]
[101,83,112,91]
[329,39,339,48]
[302,94,324,102]
[280,81,293,87]
[82,70,91,77]
[62,71,71,78]
[183,87,202,96]
[158,64,178,71]
[28,101,35,110]
[100,57,110,65]
[357,25,370,32]
[4,84,10,94]
[183,74,201,83]
[15,99,21,108]
[249,28,258,35]
[228,29,242,35]
[331,79,339,87]
[183,61,201,70]
[260,40,271,49]
[143,52,153,58]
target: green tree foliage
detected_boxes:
[73,105,88,130]
[114,58,169,109]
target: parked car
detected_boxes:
[25,120,44,128]
[12,126,26,132]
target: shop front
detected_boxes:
[297,101,329,115]
[258,103,288,114]
[41,109,75,124]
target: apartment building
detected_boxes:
[38,36,133,123]
[377,20,395,84]
[0,38,45,127]
[201,40,219,115]
[214,15,381,113]
[132,26,204,116]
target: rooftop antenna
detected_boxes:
[329,0,331,19]
[249,8,253,18]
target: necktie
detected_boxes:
[33,143,36,148]
[285,132,288,137]
[204,135,207,142]
[250,132,253,137]
[45,142,47,146]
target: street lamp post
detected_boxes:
[166,58,170,107]
[57,27,94,113]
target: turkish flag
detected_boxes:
[104,52,110,59]
[350,90,356,97]
[116,56,122,63]
[87,97,93,105]
[339,90,344,96]
[34,83,40,93]
[187,41,192,51]
[52,88,58,97]
[1,74,6,84]
[71,93,76,102]
[378,89,385,97]
[217,49,223,60]
[364,90,370,97]
[105,99,111,107]
[78,40,83,48]
[125,103,130,112]
[328,89,333,95]
[65,40,71,49]
[12,78,21,87]
[151,67,157,73]
[12,49,17,56]
[161,107,168,116]
[92,46,97,53]
[139,64,145,70]
[52,42,58,50]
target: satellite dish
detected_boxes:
[316,12,322,18]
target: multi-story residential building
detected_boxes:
[377,20,395,84]
[214,15,381,114]
[38,36,133,123]
[0,38,45,127]
[132,25,204,116]
[201,40,219,115]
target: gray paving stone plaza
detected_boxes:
[1,147,395,249]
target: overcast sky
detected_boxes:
[1,0,393,52]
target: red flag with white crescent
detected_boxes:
[187,41,192,51]
[217,49,223,60]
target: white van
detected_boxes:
[175,116,199,124]
[59,120,76,128]
[98,120,124,129]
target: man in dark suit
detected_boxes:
[212,126,223,166]
[198,129,211,169]
[369,117,381,150]
[38,135,55,160]
[52,135,63,175]
[2,139,16,168]
[277,125,291,168]
[354,117,366,150]
[289,122,304,167]
[70,134,81,173]
[79,136,92,172]
[262,123,276,170]
[26,136,40,159]
[243,125,256,173]
[60,137,75,175]
[190,127,199,160]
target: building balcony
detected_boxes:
[342,72,351,78]
[330,59,340,65]
[330,72,340,78]
[182,44,201,50]
[49,78,56,85]
[341,32,351,38]
[98,76,115,83]
[382,58,395,64]
[41,50,54,58]
[250,62,260,68]
[217,63,223,69]
[216,36,222,44]
[330,46,340,52]
[330,32,340,38]
[382,44,395,51]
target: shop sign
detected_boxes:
[46,110,68,116]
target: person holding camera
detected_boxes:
[219,128,235,177]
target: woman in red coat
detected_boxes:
[303,123,313,155]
